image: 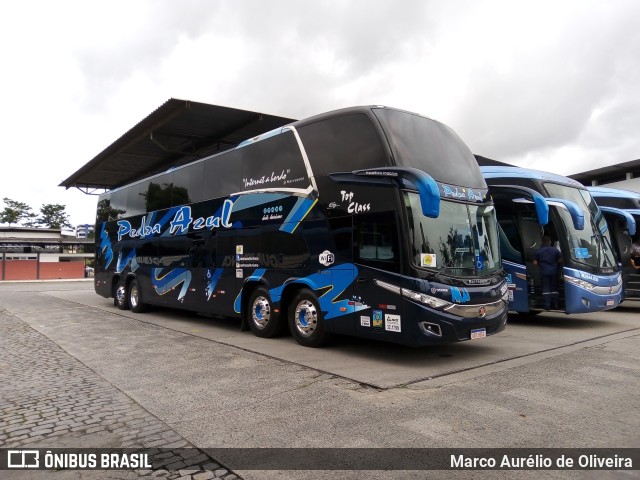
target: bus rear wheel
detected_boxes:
[128,279,148,313]
[288,289,327,347]
[114,279,129,310]
[247,287,284,338]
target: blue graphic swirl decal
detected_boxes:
[99,223,114,269]
[116,249,138,274]
[205,268,224,301]
[152,268,192,302]
[234,264,366,320]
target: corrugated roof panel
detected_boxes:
[60,99,295,191]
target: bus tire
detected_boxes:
[288,289,327,347]
[247,287,283,338]
[114,279,129,310]
[128,278,148,313]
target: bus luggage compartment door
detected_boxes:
[353,268,404,342]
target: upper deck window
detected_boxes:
[296,113,387,176]
[373,108,484,189]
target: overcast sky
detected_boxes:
[1,0,639,227]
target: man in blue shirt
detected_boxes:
[533,235,563,310]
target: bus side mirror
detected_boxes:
[547,198,585,230]
[352,167,441,218]
[598,206,637,236]
[512,193,549,226]
[412,172,440,218]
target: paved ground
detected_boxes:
[0,299,237,479]
[1,280,639,480]
[46,287,640,389]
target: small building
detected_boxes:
[0,227,93,281]
[567,159,640,192]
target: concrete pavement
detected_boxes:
[1,281,639,479]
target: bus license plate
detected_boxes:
[470,328,486,340]
[606,299,614,306]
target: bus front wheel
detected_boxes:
[128,279,148,313]
[247,287,284,338]
[288,289,327,347]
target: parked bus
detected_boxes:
[587,186,640,299]
[95,106,508,347]
[478,165,623,314]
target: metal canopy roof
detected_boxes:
[60,98,296,192]
[474,155,515,167]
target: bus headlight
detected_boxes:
[401,288,453,309]
[374,279,453,309]
[564,275,596,291]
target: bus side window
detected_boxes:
[353,212,400,273]
[328,216,353,263]
[297,113,386,176]
[145,173,174,212]
[188,234,215,268]
[496,216,523,264]
[109,189,128,220]
[173,163,202,206]
[158,236,189,267]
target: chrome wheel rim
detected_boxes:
[116,284,126,305]
[251,296,271,329]
[130,285,139,308]
[294,300,317,337]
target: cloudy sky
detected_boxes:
[1,0,639,227]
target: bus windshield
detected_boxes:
[404,193,501,276]
[544,183,617,270]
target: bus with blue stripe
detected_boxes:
[95,106,508,347]
[477,165,623,314]
[587,186,640,299]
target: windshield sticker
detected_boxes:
[341,191,371,214]
[451,287,471,303]
[574,247,590,259]
[475,255,484,270]
[384,314,401,332]
[360,315,371,327]
[420,253,437,268]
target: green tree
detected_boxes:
[0,198,36,226]
[34,204,73,229]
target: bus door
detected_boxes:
[486,185,550,312]
[351,211,404,340]
[598,207,638,298]
[517,214,544,308]
[597,207,636,266]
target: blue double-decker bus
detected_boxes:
[93,106,509,347]
[478,165,622,314]
[588,186,640,299]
